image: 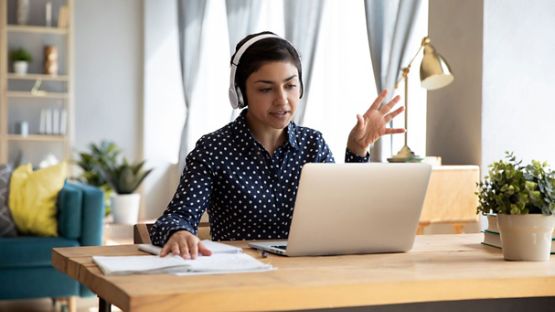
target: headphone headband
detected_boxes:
[229,34,280,109]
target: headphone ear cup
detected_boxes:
[229,85,239,109]
[236,87,245,108]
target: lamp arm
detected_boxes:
[395,43,425,87]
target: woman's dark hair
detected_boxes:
[231,31,304,107]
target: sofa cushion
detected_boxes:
[0,164,17,237]
[0,236,78,268]
[9,163,67,236]
[57,183,83,239]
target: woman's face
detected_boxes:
[245,61,301,132]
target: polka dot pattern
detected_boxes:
[150,109,369,245]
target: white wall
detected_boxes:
[428,0,555,173]
[427,0,483,166]
[482,0,555,168]
[74,0,143,161]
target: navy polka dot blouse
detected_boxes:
[150,109,369,245]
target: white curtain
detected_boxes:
[226,0,263,121]
[283,0,326,126]
[177,0,208,172]
[364,0,422,161]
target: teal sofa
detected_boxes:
[0,182,104,300]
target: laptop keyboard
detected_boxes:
[272,245,287,250]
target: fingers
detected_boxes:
[356,114,364,131]
[179,239,191,259]
[160,243,171,257]
[161,231,209,260]
[384,106,405,123]
[379,95,401,114]
[198,242,213,256]
[384,128,406,134]
[172,242,182,258]
[367,89,388,114]
[188,236,199,259]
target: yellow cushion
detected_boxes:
[9,163,67,236]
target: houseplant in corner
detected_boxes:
[10,47,32,75]
[477,152,555,261]
[75,141,121,216]
[101,158,153,224]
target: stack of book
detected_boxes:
[482,215,555,253]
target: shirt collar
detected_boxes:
[235,109,299,150]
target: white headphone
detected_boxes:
[228,33,280,109]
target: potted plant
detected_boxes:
[10,48,32,75]
[75,141,121,216]
[477,152,555,261]
[101,158,153,224]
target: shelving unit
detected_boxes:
[0,0,74,167]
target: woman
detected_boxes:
[150,31,405,259]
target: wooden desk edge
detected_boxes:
[51,236,555,312]
[52,247,133,311]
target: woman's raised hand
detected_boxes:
[347,90,405,156]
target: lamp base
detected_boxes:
[387,145,423,163]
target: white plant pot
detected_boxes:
[13,61,28,75]
[497,214,555,261]
[111,193,141,225]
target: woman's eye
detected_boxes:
[259,88,272,93]
[286,84,297,89]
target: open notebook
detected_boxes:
[93,240,273,276]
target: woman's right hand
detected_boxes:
[160,230,212,259]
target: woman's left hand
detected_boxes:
[347,90,405,157]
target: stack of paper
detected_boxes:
[92,241,273,276]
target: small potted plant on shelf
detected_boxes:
[100,158,153,225]
[10,47,32,75]
[477,152,555,261]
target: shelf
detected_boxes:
[7,73,69,81]
[7,91,69,99]
[7,25,68,35]
[7,134,66,142]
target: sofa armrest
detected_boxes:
[57,182,104,246]
[75,183,104,246]
[57,183,83,239]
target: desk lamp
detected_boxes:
[387,37,454,163]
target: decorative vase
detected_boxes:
[497,214,555,261]
[13,61,28,75]
[111,193,141,224]
[44,45,58,75]
[16,0,30,25]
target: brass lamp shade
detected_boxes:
[420,41,454,90]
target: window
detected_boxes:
[185,0,428,161]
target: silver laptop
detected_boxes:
[248,163,432,256]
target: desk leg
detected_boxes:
[98,296,111,312]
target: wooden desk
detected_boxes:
[419,165,480,234]
[52,234,555,312]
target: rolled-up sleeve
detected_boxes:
[150,140,213,246]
